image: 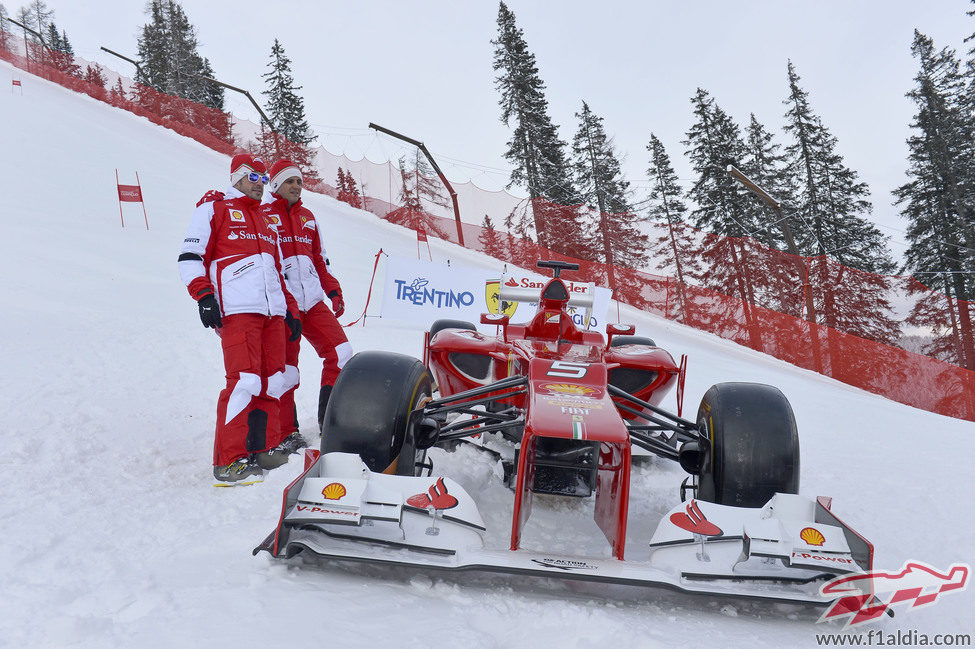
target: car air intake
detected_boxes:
[542,280,569,301]
[449,352,492,381]
[608,367,658,394]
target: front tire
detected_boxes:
[695,382,799,507]
[321,351,432,475]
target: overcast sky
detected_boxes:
[38,0,975,256]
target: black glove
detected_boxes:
[285,310,302,341]
[197,294,222,329]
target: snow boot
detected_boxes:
[254,447,290,470]
[278,432,308,455]
[213,457,265,487]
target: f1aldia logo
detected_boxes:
[818,560,969,627]
[394,277,475,309]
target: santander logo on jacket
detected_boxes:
[179,187,295,317]
[261,194,342,313]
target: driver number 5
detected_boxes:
[546,361,588,378]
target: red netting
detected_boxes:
[3,38,972,421]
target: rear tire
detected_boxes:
[609,335,656,348]
[321,351,432,475]
[695,382,799,507]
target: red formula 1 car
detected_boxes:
[255,261,873,605]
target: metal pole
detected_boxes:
[99,46,144,79]
[199,75,281,158]
[368,122,465,246]
[8,18,47,69]
[136,171,149,230]
[116,169,125,228]
[727,164,822,372]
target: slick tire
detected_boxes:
[695,382,799,508]
[609,335,656,348]
[429,319,477,341]
[321,351,433,476]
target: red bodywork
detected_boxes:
[424,278,679,559]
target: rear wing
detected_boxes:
[499,275,596,329]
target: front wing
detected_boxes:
[255,451,871,606]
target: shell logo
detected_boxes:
[800,526,826,547]
[229,209,245,222]
[321,482,347,500]
[541,383,597,396]
[264,215,280,225]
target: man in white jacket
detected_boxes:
[178,154,302,486]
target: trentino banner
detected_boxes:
[380,256,612,330]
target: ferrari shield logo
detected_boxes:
[485,280,518,317]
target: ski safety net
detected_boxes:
[3,41,972,421]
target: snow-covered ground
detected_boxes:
[3,60,974,649]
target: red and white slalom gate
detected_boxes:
[417,228,432,261]
[115,170,149,230]
[11,78,22,93]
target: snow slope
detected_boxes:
[3,61,974,649]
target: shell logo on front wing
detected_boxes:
[321,482,347,500]
[539,383,597,396]
[800,526,826,546]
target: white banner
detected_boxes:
[380,256,612,331]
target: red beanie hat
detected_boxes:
[269,159,302,194]
[230,154,267,185]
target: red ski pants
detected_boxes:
[278,300,352,436]
[213,313,287,466]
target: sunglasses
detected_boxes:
[248,172,269,184]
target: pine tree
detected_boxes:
[262,38,319,178]
[0,3,11,53]
[163,2,204,102]
[385,152,452,239]
[335,168,362,208]
[336,168,348,202]
[135,0,169,94]
[739,114,806,315]
[134,1,229,140]
[570,101,644,289]
[478,214,509,259]
[0,2,11,52]
[782,61,899,344]
[503,205,540,269]
[17,0,52,64]
[109,77,127,104]
[682,88,773,348]
[84,63,107,90]
[345,170,362,208]
[895,31,975,368]
[17,0,52,43]
[198,57,223,110]
[45,22,79,76]
[645,134,701,300]
[492,1,580,253]
[741,115,796,248]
